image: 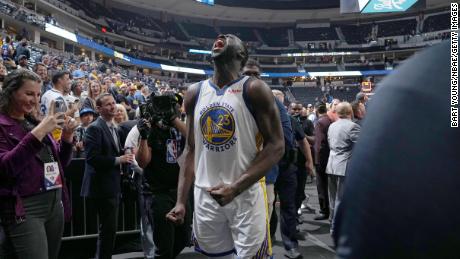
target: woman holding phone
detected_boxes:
[0,69,78,259]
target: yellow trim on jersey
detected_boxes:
[259,177,272,257]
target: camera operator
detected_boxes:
[123,124,154,259]
[136,94,190,259]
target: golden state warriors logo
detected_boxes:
[199,103,237,152]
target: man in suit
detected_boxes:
[326,102,360,235]
[81,93,134,259]
[313,102,332,220]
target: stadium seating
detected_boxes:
[262,67,299,73]
[377,19,417,37]
[294,27,339,41]
[254,48,302,55]
[290,86,361,105]
[258,27,290,47]
[423,13,450,32]
[330,87,361,102]
[345,64,385,71]
[163,21,189,41]
[63,0,104,19]
[290,87,323,105]
[220,26,258,42]
[340,24,373,44]
[181,22,217,39]
[0,0,451,79]
[0,1,17,15]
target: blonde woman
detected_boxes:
[114,104,128,126]
[81,80,101,112]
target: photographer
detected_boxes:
[136,94,190,259]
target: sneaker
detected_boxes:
[314,213,329,220]
[285,248,302,258]
[302,203,316,213]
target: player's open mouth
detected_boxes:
[213,38,226,50]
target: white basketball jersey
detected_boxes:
[193,76,262,189]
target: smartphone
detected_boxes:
[54,99,66,112]
[54,99,67,125]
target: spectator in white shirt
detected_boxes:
[40,70,71,116]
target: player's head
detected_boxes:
[211,34,248,71]
[242,59,261,79]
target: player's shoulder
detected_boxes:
[188,80,207,91]
[184,80,206,102]
[245,76,267,88]
[244,77,273,102]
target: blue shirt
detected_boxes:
[134,91,146,105]
[126,95,137,109]
[266,98,293,184]
[72,69,87,79]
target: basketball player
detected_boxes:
[167,34,285,258]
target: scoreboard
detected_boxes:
[361,81,373,92]
[196,0,214,6]
[362,0,419,13]
[341,0,425,14]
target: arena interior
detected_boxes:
[0,0,456,258]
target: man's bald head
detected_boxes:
[336,102,353,119]
[272,90,284,103]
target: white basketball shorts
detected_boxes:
[192,182,271,258]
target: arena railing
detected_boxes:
[62,159,140,240]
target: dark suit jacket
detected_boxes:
[81,117,122,198]
[118,120,137,146]
[313,114,332,166]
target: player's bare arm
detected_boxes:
[166,83,199,224]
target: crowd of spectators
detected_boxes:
[0,11,454,257]
[0,0,46,29]
[0,0,452,75]
[0,33,184,128]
